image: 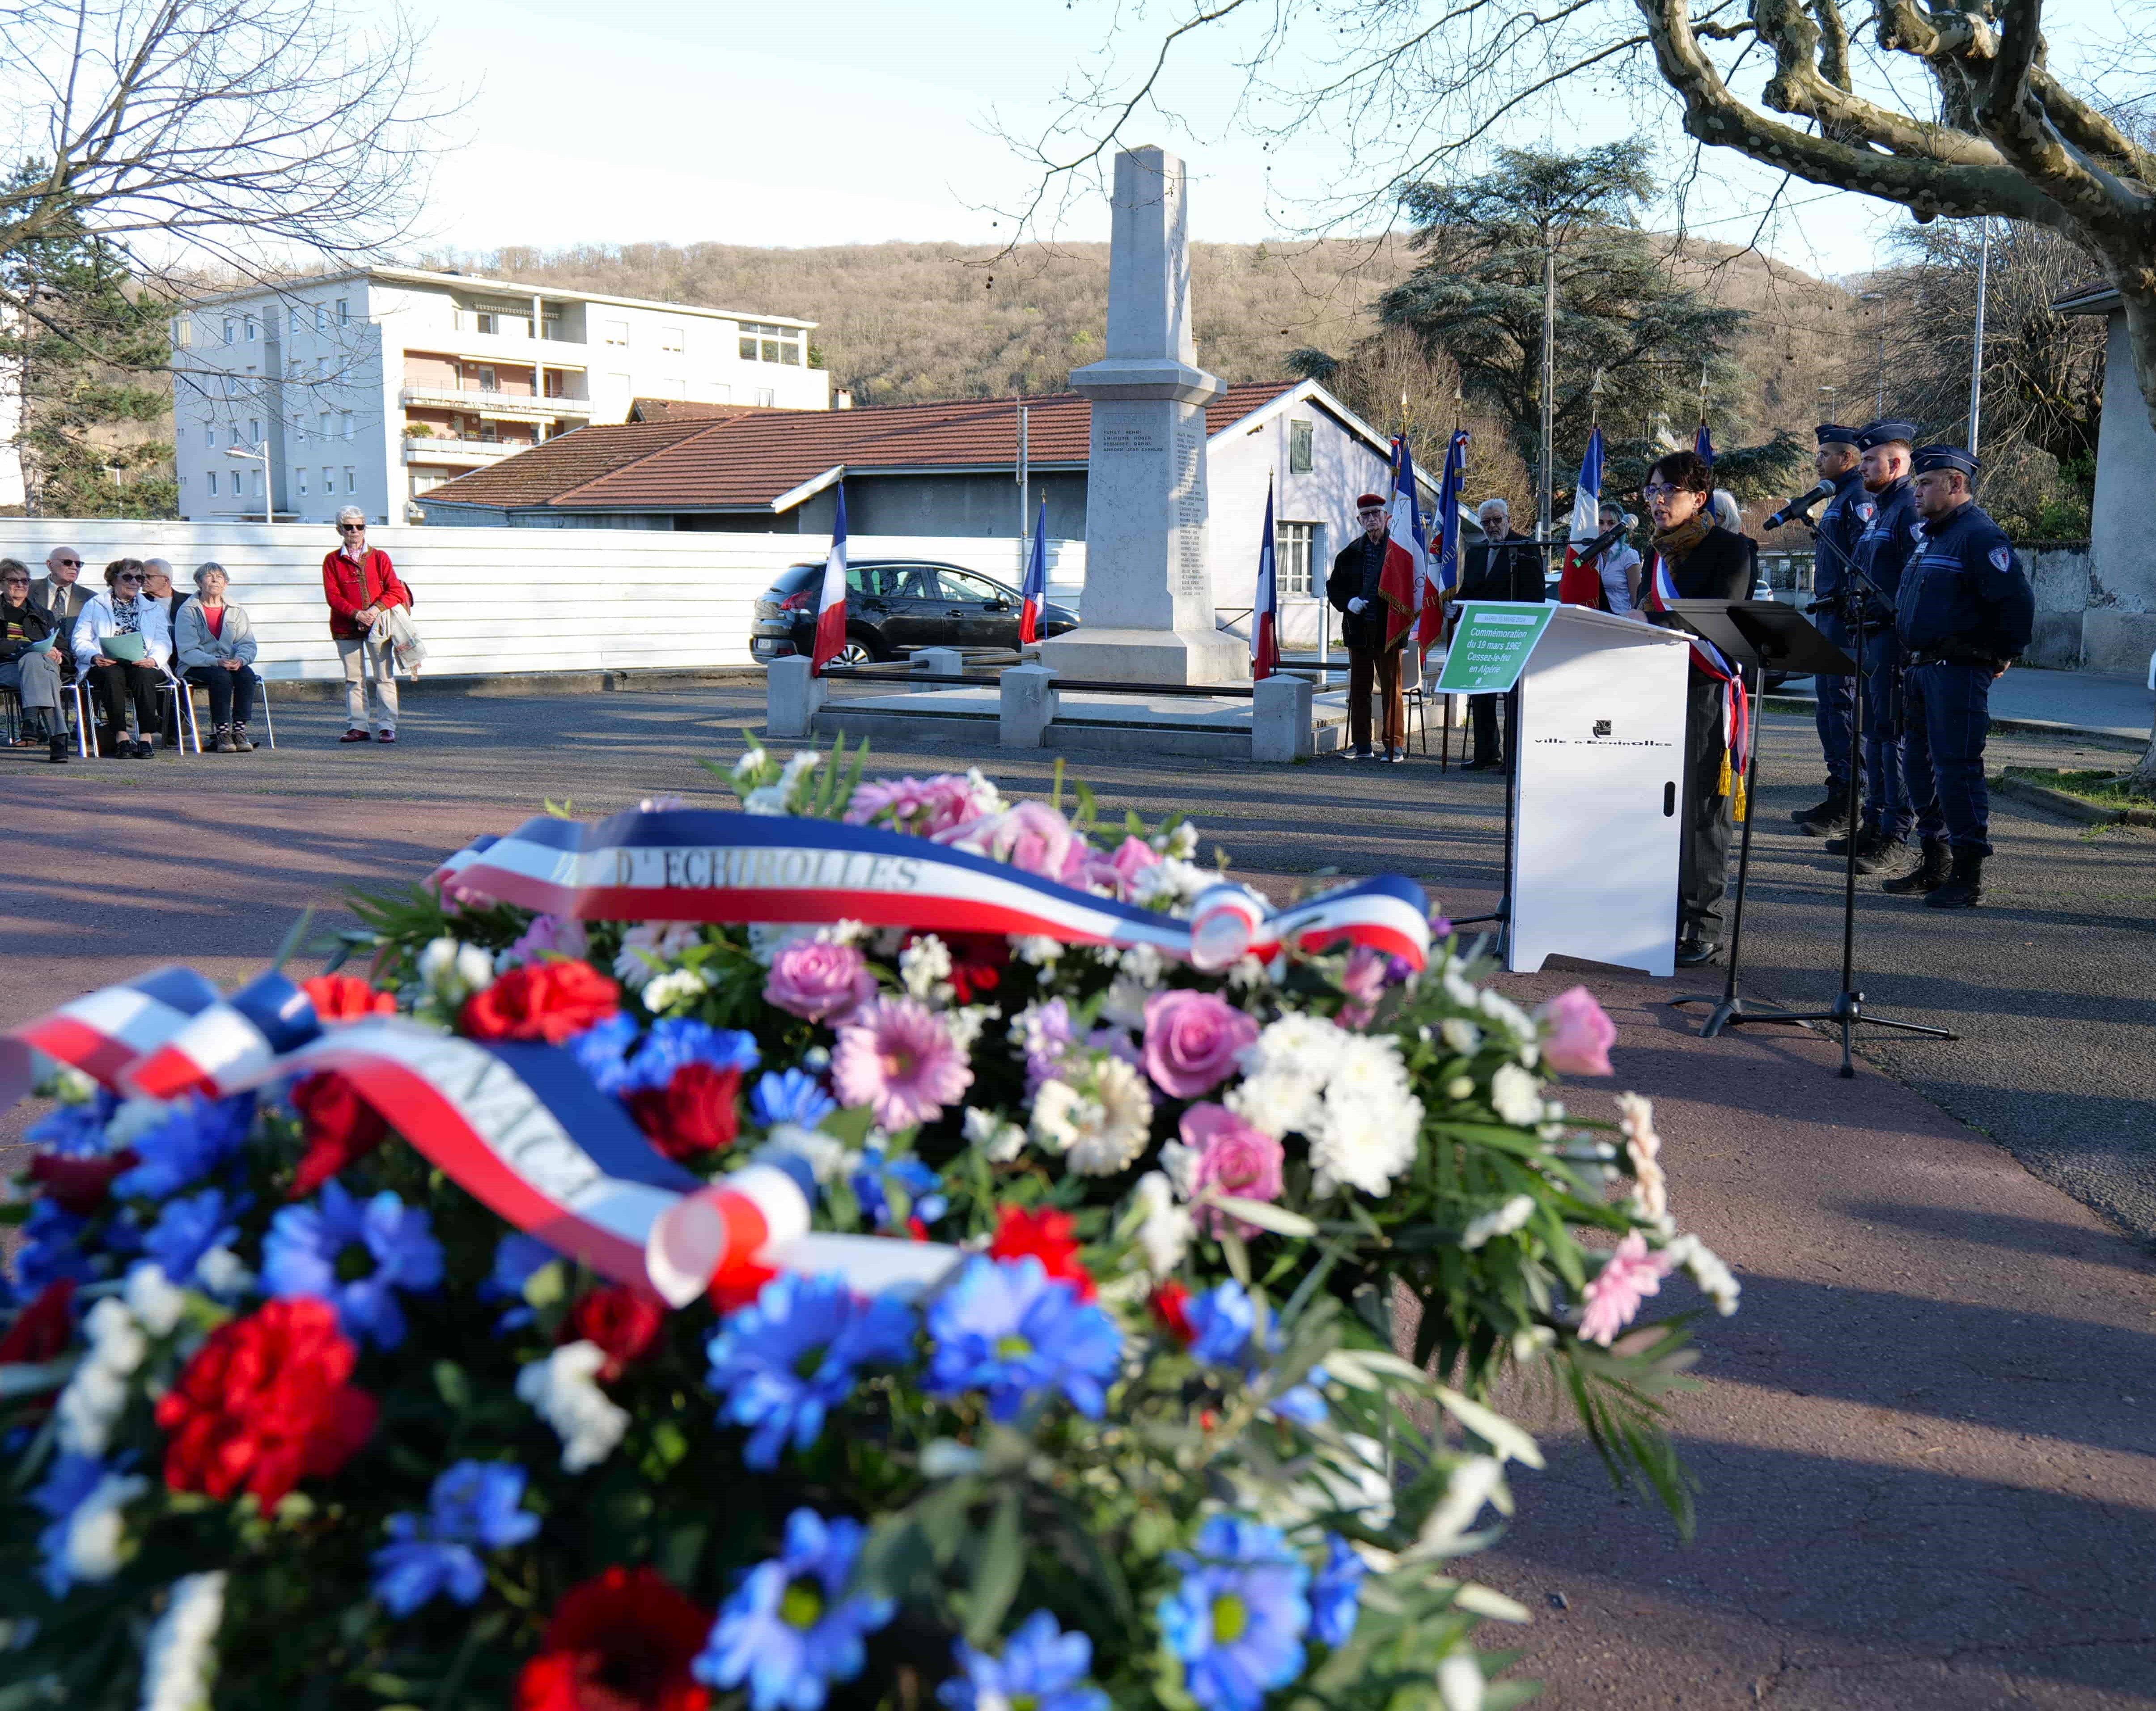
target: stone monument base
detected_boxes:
[1036,626,1251,686]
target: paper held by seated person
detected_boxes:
[100,632,147,663]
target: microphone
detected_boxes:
[1764,480,1835,531]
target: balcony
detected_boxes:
[402,436,532,465]
[399,385,593,418]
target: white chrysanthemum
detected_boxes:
[105,1097,178,1151]
[1117,943,1166,984]
[65,1473,148,1586]
[1132,1172,1194,1276]
[517,1342,630,1473]
[640,967,711,1014]
[417,937,494,1002]
[139,1571,226,1711]
[962,1106,1027,1164]
[1489,1064,1544,1127]
[1033,1058,1155,1177]
[614,921,701,990]
[192,1247,254,1301]
[1441,969,1481,1010]
[1614,1091,1668,1221]
[1151,822,1200,860]
[1226,1014,1343,1137]
[1308,1089,1421,1199]
[1460,1195,1537,1251]
[1665,1233,1740,1315]
[1130,858,1211,909]
[124,1264,187,1337]
[899,934,953,1001]
[1440,1018,1483,1056]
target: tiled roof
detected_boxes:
[420,419,720,509]
[627,398,773,423]
[2052,276,2120,316]
[426,382,1303,513]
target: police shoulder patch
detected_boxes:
[1856,501,1876,521]
[1989,544,2012,572]
[1910,522,1925,541]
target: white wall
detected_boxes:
[2,519,1084,680]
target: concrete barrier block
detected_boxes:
[916,647,965,678]
[767,656,826,738]
[1252,673,1315,763]
[1000,664,1059,748]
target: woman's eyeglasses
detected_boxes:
[1641,483,1678,501]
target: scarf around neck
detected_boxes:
[1652,512,1713,564]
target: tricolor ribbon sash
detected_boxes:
[432,809,1434,973]
[1,966,221,1102]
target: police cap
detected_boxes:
[1815,424,1861,446]
[1856,418,1919,451]
[1910,444,1980,479]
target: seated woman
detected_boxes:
[73,558,173,758]
[1,558,69,762]
[173,561,261,752]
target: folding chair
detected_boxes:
[67,679,100,757]
[1400,645,1429,758]
[157,666,203,756]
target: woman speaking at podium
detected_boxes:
[1639,450,1754,968]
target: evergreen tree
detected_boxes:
[1,161,175,518]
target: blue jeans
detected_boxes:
[1903,660,1994,854]
[1812,607,1857,787]
[1857,627,1910,840]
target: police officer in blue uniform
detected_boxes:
[1826,418,1922,874]
[1880,446,2035,908]
[1793,424,1868,835]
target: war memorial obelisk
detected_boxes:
[1037,147,1249,685]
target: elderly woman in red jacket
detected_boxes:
[322,505,412,744]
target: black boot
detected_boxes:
[1791,783,1851,827]
[1924,847,1986,909]
[1881,836,1950,895]
[1800,795,1858,836]
[47,728,69,763]
[1853,833,1907,875]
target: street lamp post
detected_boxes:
[1857,292,1886,415]
[225,443,272,525]
[1968,218,1992,457]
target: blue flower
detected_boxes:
[263,1179,444,1350]
[30,1452,109,1597]
[1269,1365,1330,1428]
[706,1273,916,1469]
[109,1094,254,1201]
[371,1461,539,1617]
[851,1148,946,1229]
[13,1201,93,1292]
[143,1187,247,1286]
[569,1012,641,1095]
[621,1020,761,1093]
[939,1610,1108,1711]
[924,1257,1123,1422]
[25,1097,112,1158]
[1157,1516,1311,1711]
[1309,1535,1365,1648]
[696,1507,896,1711]
[479,1232,556,1331]
[750,1069,838,1131]
[1185,1282,1259,1371]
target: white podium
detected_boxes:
[1506,605,1690,977]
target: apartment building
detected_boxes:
[169,267,827,524]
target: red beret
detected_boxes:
[1355,493,1387,509]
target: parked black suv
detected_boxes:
[750,560,1079,665]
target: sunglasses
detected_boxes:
[55,559,80,567]
[339,524,366,532]
[3,579,29,588]
[117,574,144,584]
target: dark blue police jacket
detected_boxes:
[1812,467,1868,601]
[1849,476,1921,622]
[1894,500,2035,660]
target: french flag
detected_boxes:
[1019,497,1048,645]
[1421,429,1468,651]
[1387,437,1429,651]
[809,480,850,675]
[127,969,325,1099]
[1251,478,1280,680]
[1557,427,1606,607]
[3,966,222,1100]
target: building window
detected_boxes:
[1288,418,1313,474]
[323,466,333,493]
[314,304,327,332]
[251,468,263,494]
[245,315,258,342]
[1276,522,1317,596]
[602,319,628,347]
[341,412,353,438]
[751,386,775,408]
[297,467,309,495]
[659,324,684,353]
[738,322,802,365]
[247,417,260,442]
[207,471,218,495]
[336,299,349,324]
[476,365,496,391]
[172,317,192,348]
[203,423,215,450]
[343,466,356,492]
[320,412,331,438]
[289,307,302,335]
[707,383,733,403]
[223,316,236,345]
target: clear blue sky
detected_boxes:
[401,0,1907,280]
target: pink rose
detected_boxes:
[1339,944,1389,1028]
[1179,1102,1285,1235]
[765,939,877,1024]
[1110,836,1161,883]
[501,913,588,968]
[845,773,996,838]
[1142,989,1260,1099]
[937,799,1080,881]
[1538,985,1616,1077]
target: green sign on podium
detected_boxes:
[1434,602,1557,693]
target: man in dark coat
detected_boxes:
[1640,449,1754,965]
[1326,493,1406,760]
[1455,497,1546,770]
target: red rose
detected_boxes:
[625,1063,741,1161]
[563,1286,668,1382]
[154,1298,378,1508]
[301,973,397,1023]
[0,1280,77,1373]
[927,931,1009,1005]
[989,1205,1096,1301]
[514,1566,712,1711]
[26,1149,138,1214]
[463,962,620,1045]
[1148,1282,1196,1346]
[288,1072,390,1197]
